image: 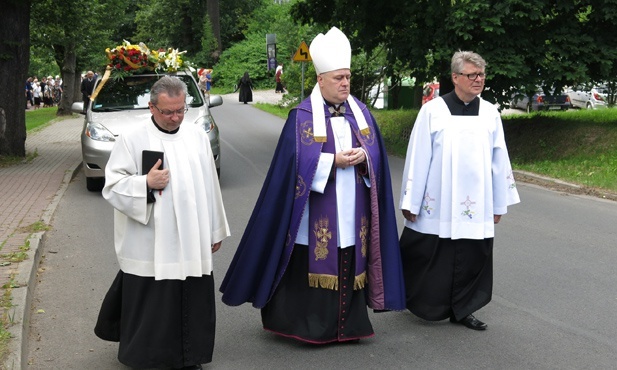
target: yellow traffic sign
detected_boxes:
[292,41,312,62]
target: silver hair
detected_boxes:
[150,76,188,104]
[451,50,487,73]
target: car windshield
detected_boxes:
[91,74,203,112]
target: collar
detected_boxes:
[324,99,347,117]
[151,116,179,134]
[309,84,370,142]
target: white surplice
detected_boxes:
[399,97,520,240]
[103,120,230,280]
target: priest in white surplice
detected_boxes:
[94,76,230,370]
[399,51,520,331]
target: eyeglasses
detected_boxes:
[458,72,486,81]
[152,104,188,117]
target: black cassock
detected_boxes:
[95,271,216,369]
[399,91,493,322]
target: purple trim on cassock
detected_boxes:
[305,116,369,280]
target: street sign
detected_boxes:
[292,41,311,62]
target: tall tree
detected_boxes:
[206,0,222,59]
[291,0,617,108]
[31,0,130,116]
[0,0,31,157]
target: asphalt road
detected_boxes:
[27,98,617,369]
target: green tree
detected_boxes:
[215,0,320,99]
[31,0,131,116]
[291,0,617,109]
[194,17,219,68]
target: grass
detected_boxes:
[25,107,59,132]
[502,109,617,191]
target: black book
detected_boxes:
[142,150,164,175]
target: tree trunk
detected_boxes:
[206,0,221,56]
[0,0,31,157]
[55,43,77,116]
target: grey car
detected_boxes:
[567,86,608,109]
[72,71,222,191]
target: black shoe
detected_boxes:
[450,314,487,330]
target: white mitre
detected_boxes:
[310,27,351,75]
[308,27,369,142]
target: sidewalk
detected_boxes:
[0,116,82,370]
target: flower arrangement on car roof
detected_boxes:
[105,40,187,79]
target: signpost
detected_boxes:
[266,34,277,71]
[292,41,312,100]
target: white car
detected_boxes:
[566,86,608,109]
[72,71,222,191]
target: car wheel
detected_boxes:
[86,177,105,192]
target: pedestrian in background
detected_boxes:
[220,27,405,344]
[235,72,253,104]
[32,79,41,109]
[275,63,285,93]
[198,68,212,98]
[25,77,34,109]
[81,70,96,112]
[43,79,54,107]
[94,76,230,370]
[398,50,520,331]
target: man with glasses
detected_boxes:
[398,51,520,331]
[95,76,230,369]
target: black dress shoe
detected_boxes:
[450,314,487,330]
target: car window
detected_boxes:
[92,74,203,111]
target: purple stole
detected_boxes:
[280,97,382,292]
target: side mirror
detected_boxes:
[208,95,223,108]
[71,102,85,115]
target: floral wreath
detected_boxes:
[105,40,188,78]
[91,40,189,101]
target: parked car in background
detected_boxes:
[566,86,608,109]
[510,89,570,113]
[422,83,440,105]
[72,70,222,191]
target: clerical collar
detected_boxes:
[151,116,179,134]
[442,91,480,116]
[324,99,346,117]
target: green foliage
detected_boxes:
[372,108,418,156]
[214,0,321,97]
[219,0,264,49]
[28,45,60,78]
[213,34,270,90]
[194,17,219,68]
[290,0,617,109]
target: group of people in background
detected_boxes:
[25,75,63,109]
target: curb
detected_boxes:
[5,162,82,370]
